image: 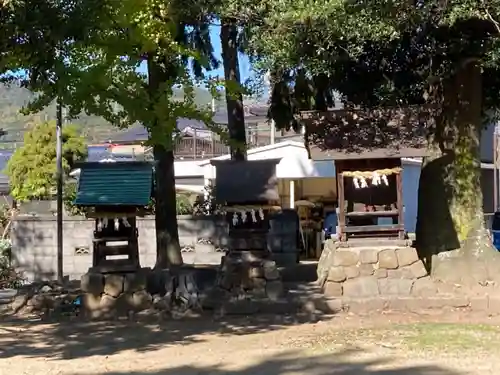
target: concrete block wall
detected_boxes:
[11,214,226,282]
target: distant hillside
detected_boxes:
[0,84,224,146]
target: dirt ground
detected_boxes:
[0,310,499,375]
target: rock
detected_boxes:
[378,249,398,269]
[81,272,104,294]
[317,246,335,280]
[124,270,148,293]
[323,281,343,297]
[313,297,343,314]
[152,294,171,311]
[396,247,419,267]
[378,278,413,296]
[333,250,359,267]
[344,266,360,279]
[10,294,29,313]
[407,261,428,279]
[238,251,267,263]
[387,269,404,279]
[248,266,265,279]
[343,297,385,314]
[28,294,54,312]
[327,267,346,282]
[374,268,388,278]
[359,249,379,264]
[411,277,438,296]
[39,285,53,293]
[253,278,267,289]
[254,286,268,298]
[104,274,124,298]
[127,290,153,311]
[240,272,254,290]
[83,293,102,311]
[359,264,374,276]
[100,294,118,312]
[263,266,280,281]
[265,280,284,301]
[262,260,277,269]
[342,277,379,297]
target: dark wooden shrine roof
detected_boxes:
[301,109,430,160]
[211,159,281,204]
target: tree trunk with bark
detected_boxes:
[220,20,247,161]
[153,144,183,268]
[147,57,183,268]
[416,60,500,287]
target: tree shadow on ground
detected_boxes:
[0,313,330,360]
[70,349,462,375]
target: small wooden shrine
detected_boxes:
[74,161,154,273]
[211,159,285,301]
[211,159,282,252]
[334,157,405,241]
[301,108,429,243]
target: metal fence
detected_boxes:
[173,127,274,160]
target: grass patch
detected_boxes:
[402,323,500,351]
[344,323,500,353]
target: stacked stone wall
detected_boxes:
[216,251,284,301]
[318,241,437,300]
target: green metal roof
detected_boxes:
[74,162,154,206]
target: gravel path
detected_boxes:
[0,311,498,375]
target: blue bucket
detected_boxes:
[492,230,500,251]
[491,212,500,251]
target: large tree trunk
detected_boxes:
[147,56,183,268]
[416,59,499,287]
[153,144,183,268]
[220,20,247,161]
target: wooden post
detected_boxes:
[396,172,405,240]
[289,180,295,208]
[337,172,346,241]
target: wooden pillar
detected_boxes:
[338,172,346,241]
[289,180,295,208]
[396,172,405,240]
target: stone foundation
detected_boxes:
[81,268,153,319]
[318,240,434,300]
[216,251,284,301]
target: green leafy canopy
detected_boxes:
[242,0,500,129]
[1,0,220,148]
[5,121,87,202]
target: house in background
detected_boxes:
[0,107,497,226]
[107,106,271,160]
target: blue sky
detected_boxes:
[207,25,253,82]
[138,25,254,82]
